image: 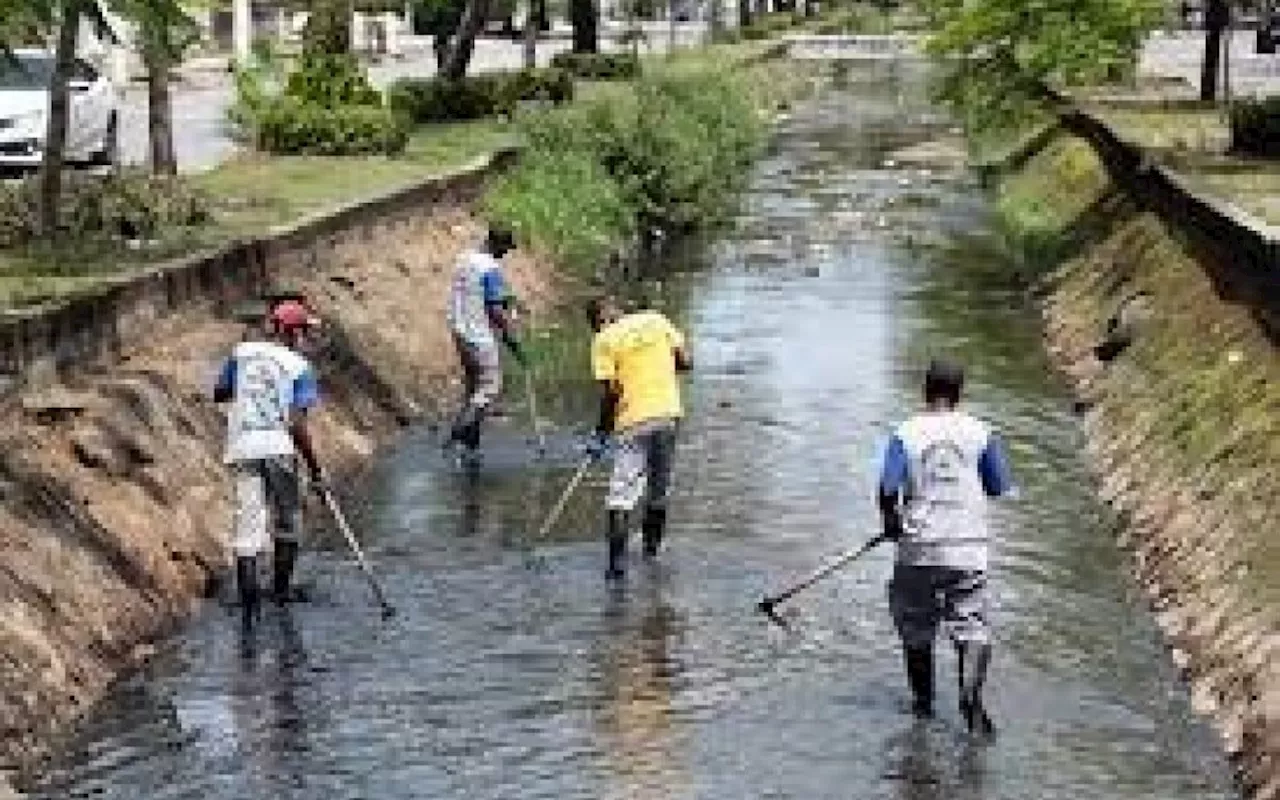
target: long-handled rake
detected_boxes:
[524,456,594,569]
[523,369,548,458]
[316,484,397,619]
[756,533,889,625]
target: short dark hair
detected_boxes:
[486,226,516,255]
[585,294,619,330]
[924,358,964,405]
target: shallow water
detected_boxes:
[26,62,1237,800]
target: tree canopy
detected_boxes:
[921,0,1163,130]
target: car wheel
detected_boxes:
[92,113,119,168]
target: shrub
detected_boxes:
[0,171,211,249]
[254,98,409,156]
[229,47,404,155]
[284,53,384,107]
[483,149,635,269]
[1229,96,1280,158]
[485,67,770,265]
[387,68,573,124]
[740,12,799,40]
[549,52,640,81]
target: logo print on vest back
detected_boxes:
[919,439,966,508]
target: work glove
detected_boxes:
[308,464,329,494]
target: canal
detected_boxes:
[26,60,1237,799]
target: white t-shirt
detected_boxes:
[447,251,507,349]
[215,340,319,464]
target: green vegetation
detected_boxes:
[0,170,210,250]
[387,68,574,123]
[548,52,640,81]
[996,134,1280,611]
[993,135,1111,268]
[230,51,406,155]
[1229,96,1280,158]
[921,0,1162,132]
[483,56,801,271]
[0,33,807,308]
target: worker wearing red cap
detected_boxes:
[214,300,325,624]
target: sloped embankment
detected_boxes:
[997,133,1279,798]
[0,185,559,784]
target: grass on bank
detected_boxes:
[995,130,1280,611]
[1088,103,1280,226]
[0,32,820,309]
[0,121,512,308]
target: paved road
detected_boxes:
[119,26,709,173]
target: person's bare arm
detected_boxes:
[674,345,692,373]
[288,409,323,480]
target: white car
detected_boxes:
[0,49,119,170]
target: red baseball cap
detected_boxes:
[269,300,319,331]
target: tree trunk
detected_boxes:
[738,0,752,29]
[522,0,537,67]
[570,0,598,53]
[434,34,451,68]
[1200,0,1229,101]
[442,0,491,79]
[145,32,178,176]
[39,0,80,237]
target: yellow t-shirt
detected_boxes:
[591,310,686,431]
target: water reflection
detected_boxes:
[593,578,688,800]
[24,59,1238,800]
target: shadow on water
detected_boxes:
[23,60,1239,800]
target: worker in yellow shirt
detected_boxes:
[586,294,692,580]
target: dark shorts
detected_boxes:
[888,563,991,647]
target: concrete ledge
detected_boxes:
[0,147,519,393]
[1055,104,1280,336]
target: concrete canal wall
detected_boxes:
[995,124,1280,799]
[0,150,564,785]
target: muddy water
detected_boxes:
[27,63,1237,799]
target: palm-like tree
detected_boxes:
[1200,0,1231,101]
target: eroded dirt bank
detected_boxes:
[1003,134,1279,798]
[0,192,560,785]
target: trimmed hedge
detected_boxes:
[253,98,409,156]
[230,52,406,156]
[549,52,640,81]
[388,68,573,124]
[1229,96,1280,158]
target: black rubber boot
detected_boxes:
[236,555,260,626]
[904,645,935,719]
[640,507,667,558]
[272,541,299,604]
[957,642,996,739]
[605,510,629,580]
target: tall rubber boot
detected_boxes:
[605,510,629,580]
[236,555,260,627]
[957,642,996,739]
[640,507,667,558]
[904,645,934,718]
[272,540,299,604]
